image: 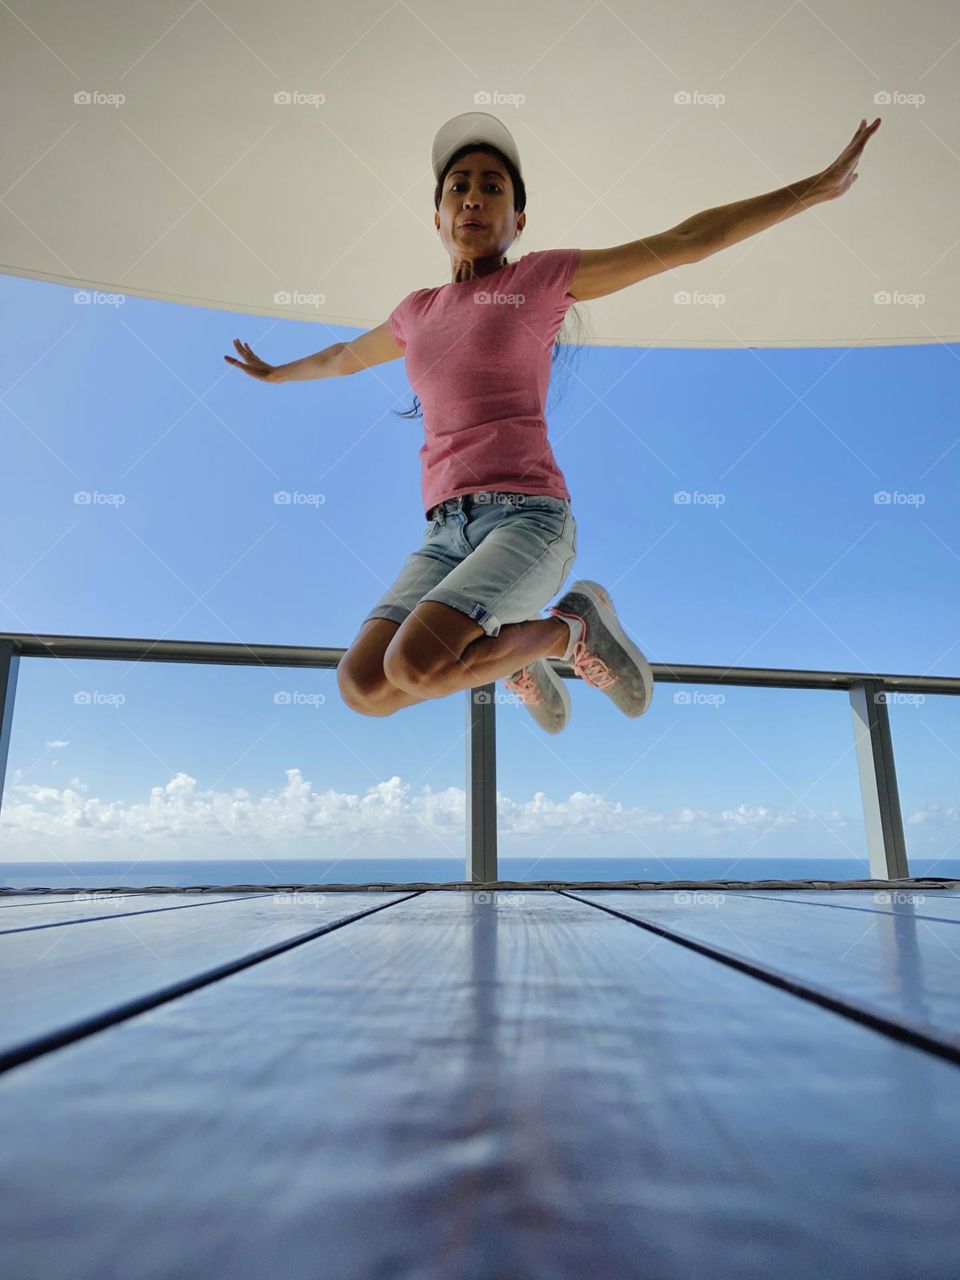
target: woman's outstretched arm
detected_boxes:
[568,117,882,303]
[224,320,405,383]
[676,117,882,259]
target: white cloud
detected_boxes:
[906,800,960,826]
[45,739,70,749]
[0,768,857,860]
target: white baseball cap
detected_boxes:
[431,111,523,186]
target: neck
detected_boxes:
[451,252,508,285]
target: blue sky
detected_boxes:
[1,270,958,871]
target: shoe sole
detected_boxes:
[535,657,571,734]
[505,657,571,734]
[553,578,654,717]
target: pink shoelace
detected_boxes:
[569,634,617,690]
[504,667,541,704]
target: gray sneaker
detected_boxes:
[548,579,654,717]
[503,658,571,734]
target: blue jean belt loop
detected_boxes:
[430,490,546,522]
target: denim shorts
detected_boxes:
[361,490,578,638]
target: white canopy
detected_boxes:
[1,0,953,348]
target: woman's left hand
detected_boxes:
[807,117,882,203]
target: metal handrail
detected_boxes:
[2,632,958,883]
[2,631,960,693]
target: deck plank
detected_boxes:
[573,889,960,1041]
[0,890,958,1278]
[0,894,140,908]
[0,892,256,930]
[0,892,411,1061]
[721,889,960,920]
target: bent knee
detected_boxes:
[381,647,447,694]
[381,602,483,693]
[336,663,399,716]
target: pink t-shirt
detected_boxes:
[387,247,582,518]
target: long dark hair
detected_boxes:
[392,142,587,420]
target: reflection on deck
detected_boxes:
[1,880,959,1278]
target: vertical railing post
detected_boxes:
[849,679,909,879]
[0,640,20,821]
[465,683,498,884]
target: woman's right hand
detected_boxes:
[224,339,280,382]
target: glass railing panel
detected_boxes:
[495,679,870,882]
[0,656,467,889]
[885,692,960,880]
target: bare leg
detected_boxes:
[423,615,570,698]
[337,618,436,717]
[467,614,568,669]
[350,683,433,717]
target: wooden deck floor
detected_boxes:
[1,883,959,1278]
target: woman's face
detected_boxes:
[435,149,524,260]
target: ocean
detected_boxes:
[2,856,958,890]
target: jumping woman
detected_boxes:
[226,111,881,735]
